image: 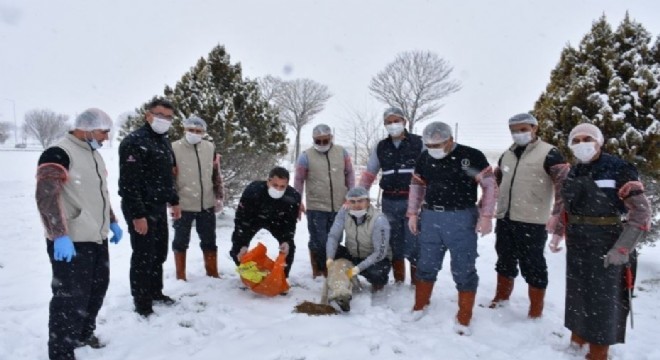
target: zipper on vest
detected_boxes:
[325,153,335,211]
[194,144,203,211]
[505,153,521,219]
[92,153,107,239]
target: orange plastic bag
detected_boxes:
[239,243,290,297]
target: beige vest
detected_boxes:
[171,139,216,212]
[496,140,555,224]
[344,206,392,259]
[304,145,348,212]
[55,134,110,243]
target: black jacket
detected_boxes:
[118,124,179,219]
[234,181,301,235]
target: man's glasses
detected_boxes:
[314,138,331,145]
[150,111,174,120]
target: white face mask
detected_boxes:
[428,148,447,159]
[511,132,533,146]
[314,144,331,153]
[570,142,598,163]
[385,123,405,137]
[185,132,203,145]
[268,187,285,199]
[349,209,367,217]
[150,117,172,134]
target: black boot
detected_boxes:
[153,293,176,305]
[134,297,154,317]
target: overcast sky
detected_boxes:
[1,0,658,151]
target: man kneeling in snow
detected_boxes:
[325,186,391,305]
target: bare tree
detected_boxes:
[266,78,332,160]
[369,50,461,133]
[339,107,384,166]
[24,109,70,148]
[0,121,11,144]
[257,75,283,103]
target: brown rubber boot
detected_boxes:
[413,280,435,310]
[309,250,322,278]
[488,274,514,308]
[528,286,545,318]
[586,344,609,360]
[456,291,476,326]
[410,264,417,286]
[174,251,187,281]
[570,332,587,350]
[392,259,406,284]
[203,250,220,278]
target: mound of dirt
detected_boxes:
[294,301,338,315]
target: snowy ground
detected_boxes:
[1,147,659,360]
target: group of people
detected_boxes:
[35,98,651,360]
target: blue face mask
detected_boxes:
[85,133,102,150]
[88,139,102,150]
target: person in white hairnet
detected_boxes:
[35,108,123,359]
[359,107,424,285]
[171,116,224,281]
[326,186,392,298]
[402,121,497,336]
[552,123,651,360]
[294,123,355,279]
[488,113,569,319]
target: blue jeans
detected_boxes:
[416,208,479,291]
[172,208,217,252]
[306,210,337,272]
[381,197,418,264]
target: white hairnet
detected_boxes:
[312,124,332,137]
[383,107,406,121]
[508,113,538,126]
[346,186,369,200]
[422,121,452,144]
[183,116,207,131]
[74,108,112,131]
[569,123,604,145]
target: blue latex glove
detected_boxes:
[109,222,123,244]
[53,235,76,262]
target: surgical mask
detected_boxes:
[349,209,367,217]
[150,117,172,134]
[511,132,533,146]
[428,148,447,159]
[386,123,405,137]
[185,132,203,145]
[570,142,598,163]
[268,187,285,199]
[85,132,102,150]
[314,144,331,153]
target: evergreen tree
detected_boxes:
[119,45,288,203]
[534,14,660,242]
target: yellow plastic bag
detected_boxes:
[236,261,269,283]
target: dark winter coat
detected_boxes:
[118,124,179,219]
[561,152,639,345]
[376,131,424,198]
[229,181,301,268]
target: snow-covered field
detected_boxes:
[1,147,659,360]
